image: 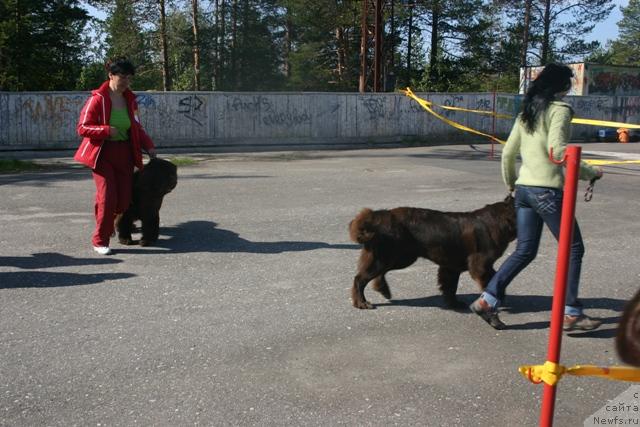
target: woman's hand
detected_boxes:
[109,126,119,138]
[147,148,157,159]
[594,166,604,179]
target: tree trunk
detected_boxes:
[158,0,171,91]
[191,0,201,90]
[241,0,249,89]
[219,0,227,89]
[359,0,368,92]
[541,0,551,65]
[521,0,531,69]
[428,1,440,88]
[336,27,345,80]
[406,2,412,87]
[284,7,292,79]
[231,0,238,88]
[373,0,382,92]
[213,0,219,89]
[389,0,395,76]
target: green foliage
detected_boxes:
[500,0,614,65]
[0,158,41,173]
[609,0,640,65]
[76,61,107,90]
[168,156,197,166]
[0,0,90,90]
[103,0,161,90]
[0,0,624,93]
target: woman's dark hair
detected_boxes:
[105,57,136,76]
[521,63,573,133]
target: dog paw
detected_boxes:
[352,300,375,309]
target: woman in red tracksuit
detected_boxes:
[74,58,156,255]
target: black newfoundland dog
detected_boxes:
[617,289,640,366]
[116,158,177,246]
[349,196,516,309]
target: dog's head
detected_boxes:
[135,158,178,197]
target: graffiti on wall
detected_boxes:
[17,94,86,125]
[224,94,313,128]
[2,91,637,148]
[132,93,210,139]
[588,66,640,96]
[136,94,156,108]
[263,109,311,127]
[616,96,640,119]
[226,95,271,113]
[178,95,207,126]
[361,97,385,120]
[496,95,521,116]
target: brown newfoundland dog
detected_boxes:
[116,158,177,246]
[349,196,516,309]
[616,289,640,366]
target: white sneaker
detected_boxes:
[93,246,112,255]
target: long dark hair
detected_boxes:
[521,63,573,133]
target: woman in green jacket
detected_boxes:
[470,63,603,331]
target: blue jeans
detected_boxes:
[481,185,585,316]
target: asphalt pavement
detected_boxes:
[1,142,639,426]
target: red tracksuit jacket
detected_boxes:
[74,80,155,170]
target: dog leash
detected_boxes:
[547,148,601,203]
[584,177,599,202]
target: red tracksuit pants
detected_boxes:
[91,140,133,247]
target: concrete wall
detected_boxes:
[1,91,638,151]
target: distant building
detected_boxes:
[519,63,640,96]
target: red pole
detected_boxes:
[539,145,582,427]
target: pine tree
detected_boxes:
[610,0,640,65]
[0,0,90,90]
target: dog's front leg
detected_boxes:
[437,267,465,310]
[352,274,375,309]
[140,211,160,246]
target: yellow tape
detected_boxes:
[572,118,640,129]
[429,102,513,119]
[402,88,506,144]
[402,88,640,167]
[520,363,640,385]
[584,159,640,166]
[401,87,640,129]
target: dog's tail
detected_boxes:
[349,208,378,244]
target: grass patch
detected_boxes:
[0,158,42,173]
[169,157,197,166]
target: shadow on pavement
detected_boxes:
[114,220,359,254]
[0,169,89,187]
[0,271,135,289]
[377,293,625,337]
[0,253,122,269]
[178,174,273,180]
